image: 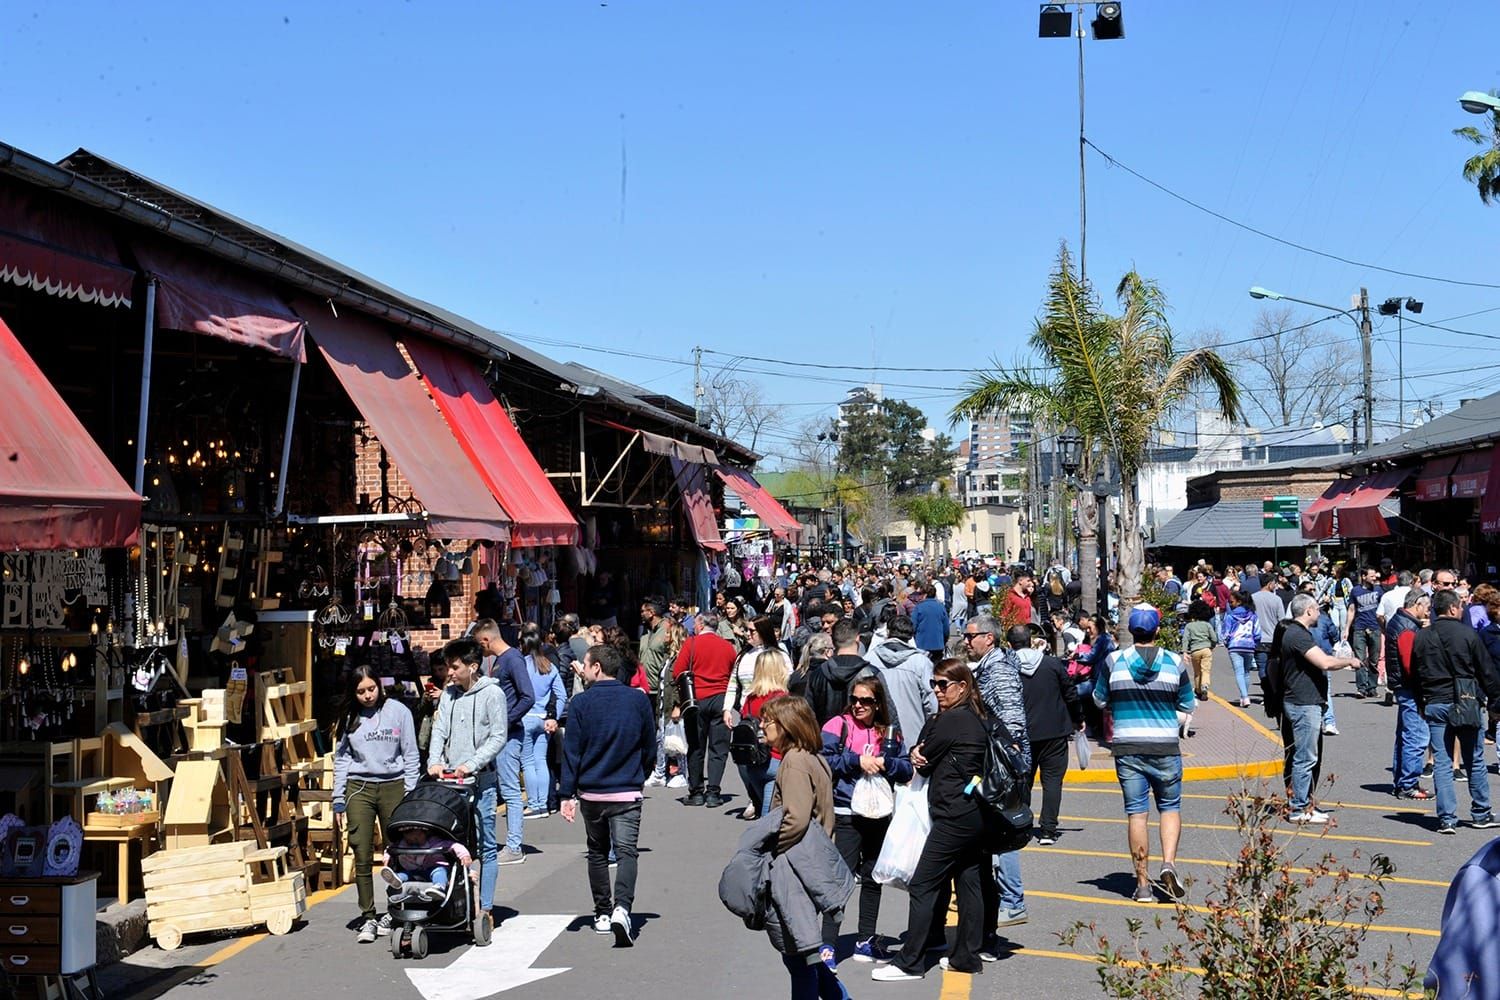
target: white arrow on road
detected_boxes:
[406,913,573,1000]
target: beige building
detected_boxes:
[881,503,1021,560]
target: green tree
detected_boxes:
[952,244,1239,618]
[1455,95,1500,204]
[838,398,956,494]
[902,490,965,560]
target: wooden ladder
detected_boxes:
[213,526,247,610]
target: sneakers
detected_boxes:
[1423,762,1435,777]
[1037,831,1058,846]
[872,965,923,982]
[1456,770,1469,783]
[593,912,613,934]
[1439,821,1459,835]
[376,913,393,936]
[704,792,728,808]
[610,905,634,947]
[1322,724,1340,736]
[379,867,404,891]
[521,807,549,819]
[741,805,758,820]
[1472,815,1499,830]
[420,885,445,902]
[355,918,378,943]
[938,957,982,974]
[684,792,707,807]
[644,773,667,788]
[1132,883,1156,903]
[1289,809,1330,825]
[852,937,886,963]
[497,848,526,866]
[666,774,688,788]
[818,946,837,972]
[1396,786,1434,800]
[1158,866,1186,900]
[1238,698,1252,709]
[995,907,1028,928]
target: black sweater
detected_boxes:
[915,704,987,822]
[1412,617,1500,713]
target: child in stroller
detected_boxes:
[381,828,472,902]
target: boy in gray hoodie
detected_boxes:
[428,637,508,916]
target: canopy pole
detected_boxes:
[272,356,303,516]
[133,278,157,495]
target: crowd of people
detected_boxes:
[323,549,1500,994]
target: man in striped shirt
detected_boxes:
[1094,605,1197,903]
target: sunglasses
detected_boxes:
[851,695,878,707]
[930,678,959,691]
[962,632,984,641]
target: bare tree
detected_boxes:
[785,416,840,474]
[699,374,784,455]
[1207,306,1356,429]
[851,480,899,552]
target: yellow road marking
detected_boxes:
[1001,945,1425,998]
[1025,889,1440,937]
[1207,691,1283,744]
[1029,845,1451,887]
[1064,784,1430,815]
[1055,813,1433,846]
[939,887,972,1000]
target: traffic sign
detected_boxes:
[1263,495,1299,530]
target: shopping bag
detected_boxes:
[1333,639,1353,659]
[850,775,895,819]
[663,719,688,757]
[1073,730,1091,769]
[871,778,929,891]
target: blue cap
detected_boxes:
[1128,605,1161,637]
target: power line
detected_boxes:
[1085,138,1500,291]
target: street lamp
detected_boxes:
[1378,297,1424,431]
[1053,426,1115,616]
[1459,90,1500,115]
[1248,285,1374,450]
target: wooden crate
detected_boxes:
[85,810,160,829]
[143,841,305,951]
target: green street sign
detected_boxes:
[1263,495,1299,530]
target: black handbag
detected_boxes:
[1441,640,1485,730]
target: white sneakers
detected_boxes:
[644,773,667,788]
[593,912,613,934]
[871,965,923,982]
[610,905,634,947]
[1289,809,1330,824]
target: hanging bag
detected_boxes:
[850,775,895,819]
[871,775,929,890]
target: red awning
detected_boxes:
[1300,480,1357,540]
[1478,447,1500,533]
[0,316,139,548]
[134,240,305,360]
[1414,455,1459,502]
[0,182,134,308]
[403,339,579,548]
[1332,468,1408,539]
[1452,450,1491,500]
[670,458,725,552]
[713,465,803,541]
[297,299,509,541]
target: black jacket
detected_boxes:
[807,654,871,726]
[914,704,987,823]
[1384,608,1423,690]
[1411,616,1500,713]
[1015,649,1082,742]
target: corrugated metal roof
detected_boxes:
[1155,497,1398,551]
[1340,390,1500,466]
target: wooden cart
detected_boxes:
[141,839,307,951]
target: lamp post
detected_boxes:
[1056,428,1115,616]
[1249,286,1375,450]
[1377,297,1424,430]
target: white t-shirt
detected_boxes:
[1376,585,1410,625]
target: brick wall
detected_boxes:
[1216,471,1338,503]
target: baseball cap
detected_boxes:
[1128,605,1161,638]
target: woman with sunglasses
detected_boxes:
[820,672,913,965]
[872,659,993,982]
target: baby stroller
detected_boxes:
[385,777,492,957]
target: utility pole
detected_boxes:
[692,345,704,424]
[1075,1,1087,285]
[1358,288,1373,451]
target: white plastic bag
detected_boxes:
[1073,730,1091,769]
[663,719,688,757]
[1333,639,1353,659]
[850,775,895,819]
[871,778,930,891]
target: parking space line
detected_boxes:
[1024,889,1440,937]
[1029,845,1452,887]
[1064,784,1430,815]
[1055,813,1433,846]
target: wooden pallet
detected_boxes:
[254,669,317,770]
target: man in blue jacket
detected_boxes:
[561,642,657,948]
[910,582,949,663]
[475,619,536,866]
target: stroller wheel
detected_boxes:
[474,910,493,947]
[390,924,406,959]
[410,925,428,960]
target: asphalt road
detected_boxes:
[105,651,1474,1000]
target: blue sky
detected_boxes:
[6,2,1496,464]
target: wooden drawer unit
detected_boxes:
[0,873,96,976]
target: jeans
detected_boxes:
[1228,650,1256,702]
[497,734,526,852]
[687,694,731,795]
[1350,627,1381,696]
[1282,703,1324,812]
[739,756,778,817]
[996,849,1024,912]
[822,813,891,942]
[1323,698,1337,729]
[1427,703,1492,825]
[475,779,499,910]
[781,952,850,1000]
[1030,735,1069,836]
[1392,687,1430,793]
[580,798,642,913]
[344,777,405,919]
[1255,644,1271,685]
[893,809,994,975]
[521,715,551,810]
[1115,754,1183,814]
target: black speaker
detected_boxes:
[1038,4,1072,38]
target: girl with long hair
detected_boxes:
[520,636,568,818]
[820,672,913,964]
[725,617,785,818]
[332,665,419,943]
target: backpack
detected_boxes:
[1263,620,1290,720]
[729,715,770,768]
[977,715,1034,852]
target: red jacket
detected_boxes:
[672,632,737,700]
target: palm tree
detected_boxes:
[902,490,965,561]
[952,244,1240,618]
[1455,97,1500,205]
